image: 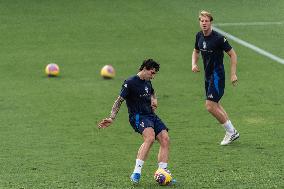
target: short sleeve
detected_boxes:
[120,80,130,99]
[194,33,200,50]
[149,81,154,95]
[221,36,232,52]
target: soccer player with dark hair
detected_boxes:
[98,59,175,184]
[192,10,240,145]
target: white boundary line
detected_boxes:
[212,26,284,65]
[214,22,284,26]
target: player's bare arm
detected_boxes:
[110,96,125,120]
[226,49,238,86]
[98,96,124,128]
[151,93,158,112]
[192,48,200,72]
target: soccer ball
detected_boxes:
[100,65,115,79]
[45,63,59,77]
[154,168,173,186]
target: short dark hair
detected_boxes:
[139,59,160,72]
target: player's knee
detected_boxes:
[145,135,155,144]
[158,132,170,147]
[161,135,170,146]
[142,127,155,143]
[205,102,215,113]
[205,103,212,112]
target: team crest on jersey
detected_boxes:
[224,37,227,42]
[145,86,149,93]
[140,122,145,128]
[203,41,207,49]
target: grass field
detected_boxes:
[0,0,283,188]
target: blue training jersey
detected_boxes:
[194,30,232,81]
[120,75,154,116]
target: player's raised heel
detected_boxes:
[130,173,141,184]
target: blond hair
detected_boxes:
[199,10,213,22]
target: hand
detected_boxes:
[151,97,158,112]
[231,74,238,86]
[192,64,200,72]
[98,118,113,129]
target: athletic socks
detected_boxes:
[133,159,144,174]
[223,120,236,134]
[158,162,168,169]
[133,160,169,174]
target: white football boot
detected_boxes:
[220,130,240,145]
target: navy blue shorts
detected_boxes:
[129,114,168,136]
[205,79,225,102]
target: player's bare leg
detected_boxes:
[156,130,169,164]
[205,100,239,145]
[156,130,176,184]
[137,128,155,160]
[131,128,155,184]
[205,100,227,124]
[217,103,229,121]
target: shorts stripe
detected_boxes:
[135,114,140,129]
[213,71,220,94]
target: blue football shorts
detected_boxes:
[205,79,225,103]
[129,114,168,136]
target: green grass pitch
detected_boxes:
[0,0,283,188]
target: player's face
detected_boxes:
[146,68,157,80]
[199,16,211,32]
